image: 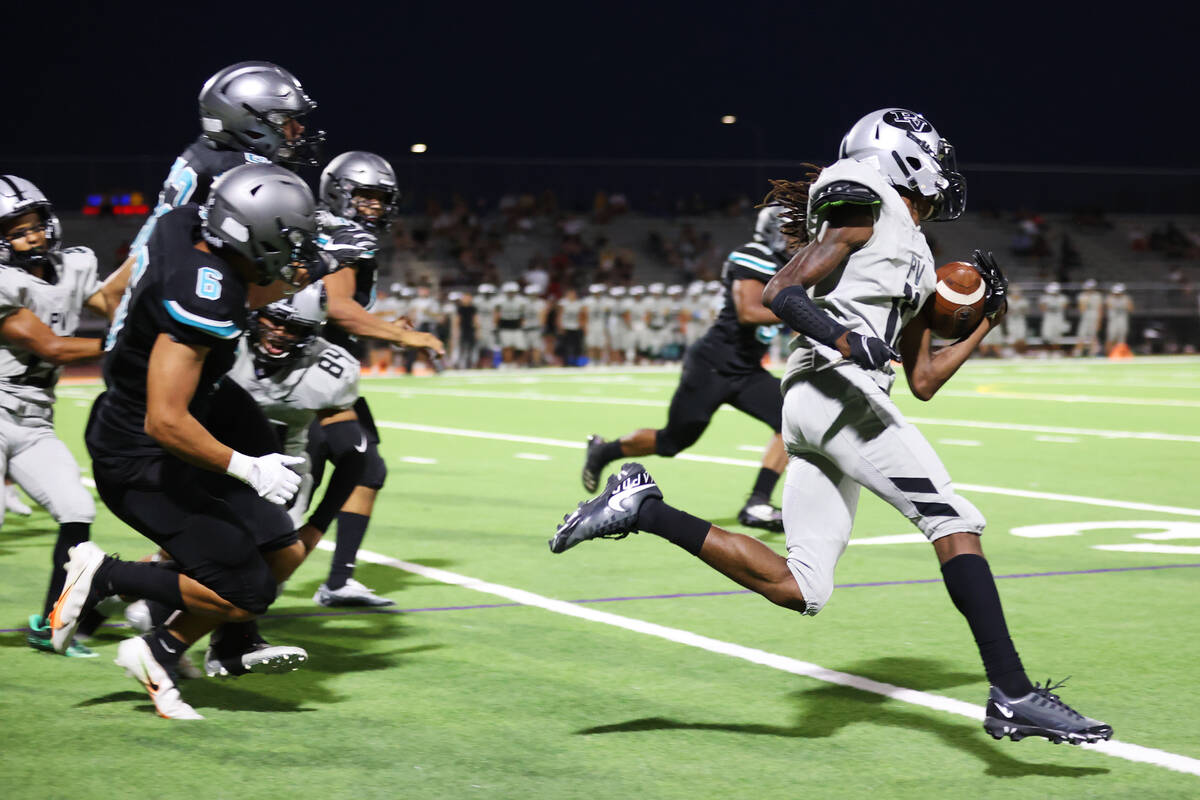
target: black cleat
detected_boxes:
[551,463,662,554]
[581,435,609,493]
[984,679,1113,745]
[738,501,784,532]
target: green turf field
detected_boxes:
[2,357,1199,799]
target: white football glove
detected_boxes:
[226,452,306,505]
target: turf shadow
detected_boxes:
[576,657,1109,779]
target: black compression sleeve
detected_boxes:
[306,420,368,532]
[769,285,849,348]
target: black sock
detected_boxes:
[636,497,710,556]
[748,468,782,505]
[145,628,187,668]
[596,440,624,467]
[211,619,264,659]
[328,512,369,590]
[941,553,1033,697]
[101,560,184,610]
[41,522,90,618]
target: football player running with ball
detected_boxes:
[552,109,1111,746]
[51,165,323,719]
[581,206,801,532]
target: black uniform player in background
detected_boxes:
[311,151,444,606]
[582,206,800,531]
[49,165,323,719]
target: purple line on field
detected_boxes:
[4,562,1198,634]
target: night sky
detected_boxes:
[7,1,1196,167]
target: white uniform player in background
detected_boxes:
[1039,283,1068,353]
[552,108,1111,747]
[496,281,526,366]
[0,176,130,657]
[582,283,609,365]
[473,284,497,368]
[229,284,390,606]
[1074,279,1103,357]
[607,285,632,364]
[557,288,586,367]
[522,285,547,366]
[1002,284,1029,354]
[1104,283,1133,352]
[628,285,649,362]
[665,284,685,361]
[682,281,708,347]
[643,283,668,362]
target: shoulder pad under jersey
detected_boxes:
[809,180,882,213]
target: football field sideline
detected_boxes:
[374,420,1200,518]
[314,540,1200,777]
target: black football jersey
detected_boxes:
[91,206,248,461]
[691,241,786,374]
[317,210,379,356]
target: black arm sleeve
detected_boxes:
[306,419,368,532]
[769,285,849,348]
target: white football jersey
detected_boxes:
[228,337,359,465]
[559,297,583,330]
[784,158,936,392]
[496,294,526,323]
[1079,290,1103,317]
[1105,294,1132,321]
[1041,294,1067,319]
[522,297,546,329]
[645,296,669,328]
[475,295,497,331]
[0,248,99,414]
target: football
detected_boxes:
[926,261,986,339]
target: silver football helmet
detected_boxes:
[753,205,788,256]
[198,61,323,166]
[838,108,966,221]
[0,175,61,272]
[320,151,399,231]
[201,163,319,286]
[250,281,327,367]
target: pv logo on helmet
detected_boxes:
[883,110,931,132]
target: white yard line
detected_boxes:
[366,387,1200,444]
[320,541,1200,777]
[375,421,1200,518]
[927,390,1200,408]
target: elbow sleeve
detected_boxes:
[769,285,848,349]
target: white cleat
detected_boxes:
[5,484,32,516]
[114,637,204,720]
[204,642,308,678]
[48,542,106,654]
[313,578,396,608]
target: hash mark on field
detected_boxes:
[400,456,437,465]
[938,438,982,447]
[737,445,762,452]
[1035,435,1080,443]
[320,541,1200,778]
[514,453,552,461]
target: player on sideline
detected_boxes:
[0,176,131,657]
[580,206,801,531]
[552,109,1111,746]
[314,151,443,604]
[50,164,323,719]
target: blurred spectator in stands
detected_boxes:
[1070,206,1114,230]
[524,255,550,294]
[1150,221,1194,258]
[1127,223,1149,252]
[1011,212,1050,257]
[1057,233,1083,283]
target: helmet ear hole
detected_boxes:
[906,156,922,171]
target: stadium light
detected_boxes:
[720,115,737,125]
[410,143,428,154]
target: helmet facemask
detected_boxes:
[249,106,325,168]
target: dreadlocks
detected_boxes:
[759,163,823,244]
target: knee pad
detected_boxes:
[231,567,277,616]
[360,446,387,490]
[921,493,987,541]
[50,484,96,524]
[785,556,833,617]
[654,422,704,458]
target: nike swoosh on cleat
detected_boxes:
[996,704,1014,718]
[607,482,657,512]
